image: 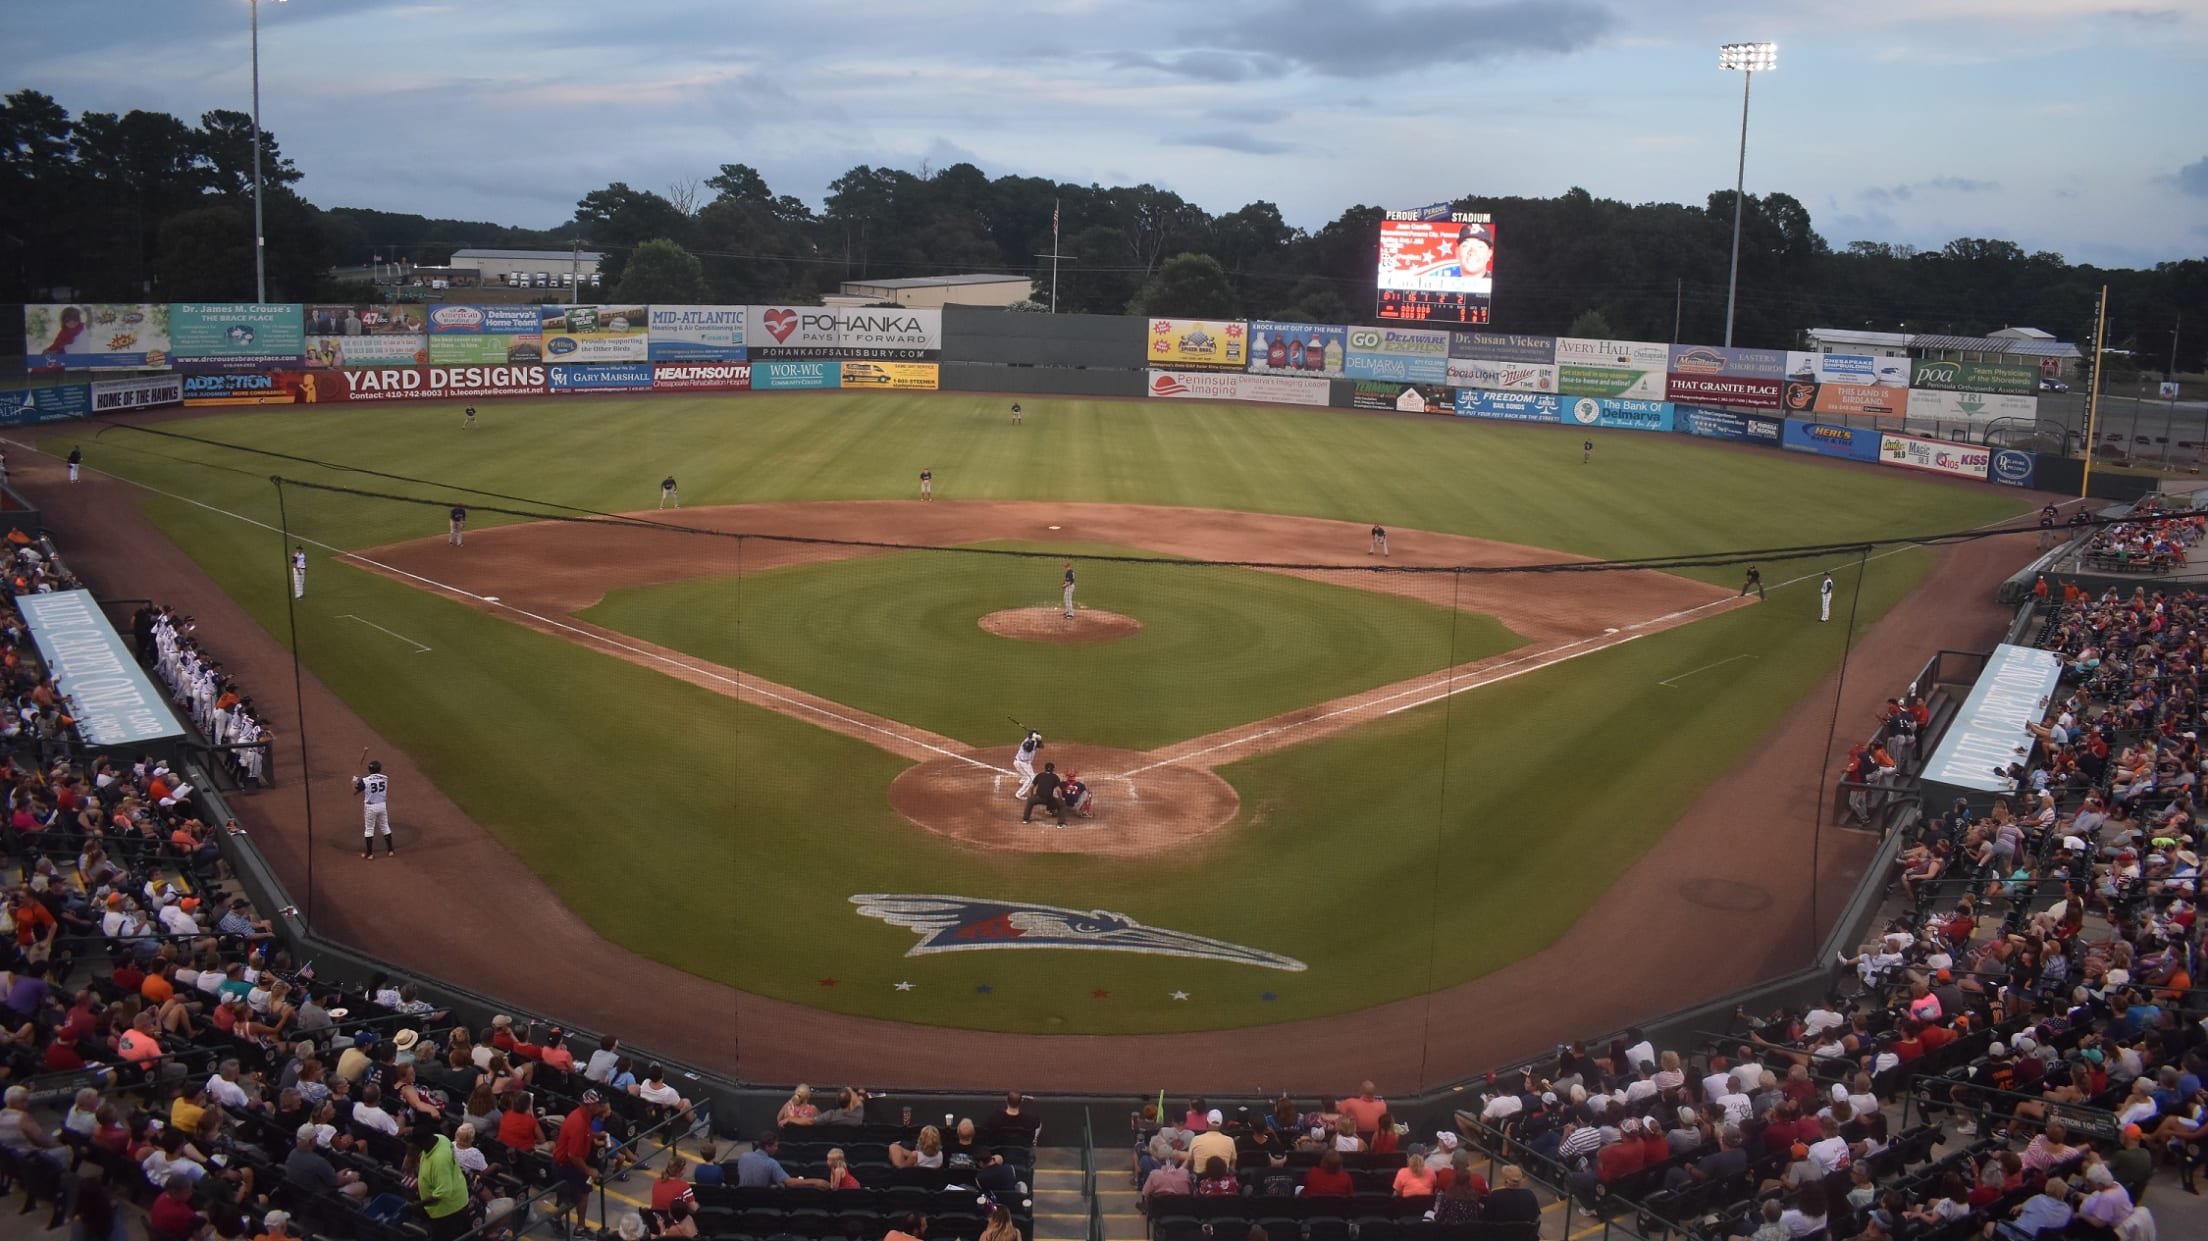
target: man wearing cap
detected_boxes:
[551,1089,610,1228]
[286,1122,366,1199]
[410,1124,474,1241]
[1189,1110,1235,1174]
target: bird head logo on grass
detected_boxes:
[851,895,1305,971]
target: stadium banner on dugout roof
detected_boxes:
[1921,643,2063,794]
[90,374,182,413]
[651,362,751,392]
[1909,358,2038,396]
[753,306,941,360]
[539,305,649,363]
[17,589,185,747]
[1878,431,1990,480]
[1350,381,1455,414]
[424,305,545,366]
[1988,449,2038,489]
[1345,325,1450,383]
[1558,362,1664,401]
[1780,379,1907,418]
[1561,396,1674,432]
[1784,350,1911,388]
[167,303,307,372]
[646,305,746,361]
[326,365,547,402]
[25,304,170,369]
[1664,373,1782,410]
[548,363,654,393]
[1905,389,2038,422]
[1781,417,1880,463]
[842,361,940,391]
[180,371,317,407]
[1666,344,1789,380]
[0,384,91,426]
[1144,317,1246,368]
[1448,331,1556,365]
[1453,389,1560,423]
[750,360,840,390]
[1146,370,1330,406]
[1247,321,1346,377]
[1676,405,1781,444]
[1445,356,1557,393]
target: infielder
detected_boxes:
[449,505,467,547]
[66,447,82,482]
[1740,566,1764,599]
[1820,572,1834,622]
[1368,524,1388,556]
[919,467,933,500]
[289,545,307,599]
[660,475,679,508]
[1012,730,1044,799]
[1061,562,1077,618]
[355,760,394,858]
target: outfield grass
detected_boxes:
[38,395,2027,1032]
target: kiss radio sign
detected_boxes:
[748,307,941,360]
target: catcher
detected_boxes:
[1061,770,1094,818]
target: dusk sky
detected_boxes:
[8,0,2203,268]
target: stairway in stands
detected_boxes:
[1032,1146,1145,1241]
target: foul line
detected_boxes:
[30,451,1004,776]
[338,613,431,653]
[1658,653,1753,687]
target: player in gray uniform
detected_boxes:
[354,760,393,858]
[1013,731,1043,799]
[1061,563,1077,619]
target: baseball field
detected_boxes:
[38,394,2028,1037]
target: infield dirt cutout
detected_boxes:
[356,501,1745,858]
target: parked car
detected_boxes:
[2040,376,2070,392]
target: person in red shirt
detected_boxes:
[1303,1150,1355,1196]
[148,1175,201,1238]
[652,1154,694,1210]
[551,1090,610,1232]
[1572,1120,1649,1215]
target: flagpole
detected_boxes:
[1051,197,1061,314]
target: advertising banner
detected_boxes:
[1666,344,1789,380]
[1143,318,1246,368]
[180,371,317,407]
[168,303,307,371]
[26,304,170,369]
[1351,381,1454,414]
[17,590,185,746]
[1781,418,1881,463]
[0,385,91,426]
[841,361,941,391]
[548,363,654,393]
[90,375,183,414]
[1246,322,1346,377]
[1784,350,1911,387]
[750,361,841,391]
[1555,337,1669,369]
[1446,357,1558,393]
[1561,396,1674,432]
[753,307,942,360]
[1909,359,2038,396]
[1664,373,1783,410]
[1145,370,1331,406]
[304,304,428,369]
[1454,390,1561,423]
[647,305,747,361]
[1921,643,2065,794]
[651,362,752,393]
[1559,363,1665,400]
[1676,405,1782,444]
[1374,216,1494,324]
[1878,432,1990,480]
[425,305,545,365]
[1780,379,1907,418]
[1904,389,2038,422]
[1449,332,1556,365]
[1989,449,2038,488]
[1345,325,1450,383]
[539,305,649,363]
[329,365,548,403]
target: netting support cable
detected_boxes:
[1417,568,1466,1091]
[274,477,319,926]
[1811,544,1873,961]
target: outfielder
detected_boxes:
[1061,563,1077,618]
[919,467,933,500]
[66,447,82,482]
[1012,730,1044,799]
[1368,524,1388,556]
[355,760,394,858]
[290,545,307,599]
[464,405,478,430]
[1820,572,1834,622]
[1011,402,1023,425]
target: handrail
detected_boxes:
[1083,1106,1103,1241]
[1453,1109,1671,1241]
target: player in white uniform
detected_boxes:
[1061,563,1076,619]
[290,546,307,599]
[355,760,393,858]
[1820,573,1834,623]
[1013,731,1043,799]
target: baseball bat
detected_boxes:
[357,747,369,773]
[1008,715,1025,733]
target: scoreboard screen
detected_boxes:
[1375,215,1494,325]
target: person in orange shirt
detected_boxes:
[1338,1081,1388,1141]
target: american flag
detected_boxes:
[1052,199,1060,245]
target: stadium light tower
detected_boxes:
[1717,41,1776,348]
[250,0,288,303]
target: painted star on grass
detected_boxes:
[818,978,839,988]
[894,981,914,992]
[1169,990,1190,1001]
[1092,989,1109,1000]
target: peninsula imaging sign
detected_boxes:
[1920,644,2063,795]
[16,590,185,747]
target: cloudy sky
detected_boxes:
[8,0,2203,267]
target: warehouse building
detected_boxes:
[834,273,1035,309]
[448,247,605,291]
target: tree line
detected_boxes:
[2,89,2200,369]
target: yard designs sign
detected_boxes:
[851,894,1307,970]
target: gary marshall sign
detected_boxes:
[17,590,185,747]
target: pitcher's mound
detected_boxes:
[888,744,1238,857]
[978,608,1142,644]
